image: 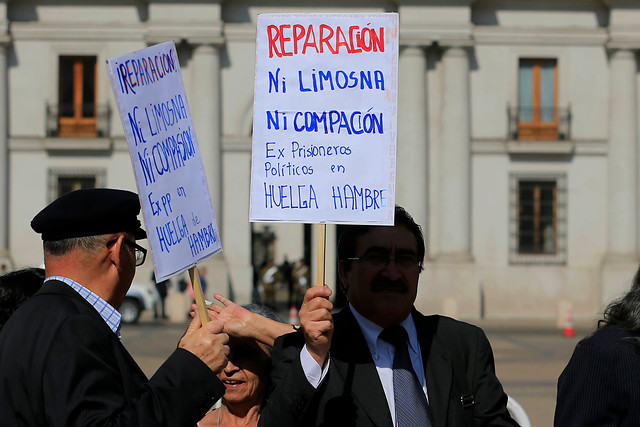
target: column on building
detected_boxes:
[0,42,8,261]
[397,44,428,230]
[190,42,223,226]
[600,46,640,306]
[437,45,472,260]
[607,48,638,258]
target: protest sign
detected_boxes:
[107,40,222,282]
[250,13,399,225]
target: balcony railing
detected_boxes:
[507,105,571,141]
[46,103,111,138]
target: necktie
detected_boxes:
[380,326,432,427]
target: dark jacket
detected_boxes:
[259,307,517,427]
[0,280,224,426]
[555,325,640,426]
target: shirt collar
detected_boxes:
[349,303,420,355]
[45,276,122,339]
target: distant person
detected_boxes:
[151,271,169,320]
[555,265,640,426]
[259,205,517,426]
[178,274,189,293]
[0,267,45,330]
[280,257,293,307]
[292,259,310,307]
[0,188,229,426]
[186,270,208,304]
[199,296,292,427]
[187,268,209,305]
[258,262,280,308]
[200,267,209,295]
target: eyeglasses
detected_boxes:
[347,253,422,271]
[106,238,147,267]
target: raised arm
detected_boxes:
[206,294,293,347]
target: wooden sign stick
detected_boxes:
[316,223,326,286]
[189,266,209,325]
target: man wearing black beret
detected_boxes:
[0,188,229,426]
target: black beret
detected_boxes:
[31,188,147,241]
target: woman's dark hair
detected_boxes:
[598,266,640,332]
[0,267,45,330]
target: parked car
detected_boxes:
[119,282,159,324]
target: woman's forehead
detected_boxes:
[229,337,271,357]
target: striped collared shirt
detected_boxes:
[45,276,122,339]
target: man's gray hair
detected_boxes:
[242,303,283,323]
[44,235,110,256]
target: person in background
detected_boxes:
[200,267,209,296]
[199,296,292,427]
[259,205,517,427]
[0,267,45,330]
[292,259,310,307]
[0,188,230,426]
[178,274,189,293]
[555,265,640,426]
[151,271,170,320]
[280,257,294,308]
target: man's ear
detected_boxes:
[338,260,349,293]
[106,235,124,270]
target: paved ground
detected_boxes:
[477,320,591,427]
[122,314,593,427]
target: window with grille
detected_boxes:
[48,168,106,202]
[509,174,567,264]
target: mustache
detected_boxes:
[370,277,409,293]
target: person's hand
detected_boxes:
[207,294,254,338]
[178,311,229,374]
[299,286,333,367]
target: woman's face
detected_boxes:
[219,337,271,408]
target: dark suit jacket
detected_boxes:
[259,307,517,427]
[554,325,640,426]
[0,280,225,427]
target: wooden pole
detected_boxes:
[189,266,209,325]
[316,223,326,286]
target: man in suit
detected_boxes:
[0,188,229,426]
[259,205,517,426]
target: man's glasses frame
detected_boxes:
[347,253,422,271]
[106,237,147,267]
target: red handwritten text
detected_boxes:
[267,23,385,58]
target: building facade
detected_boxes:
[1,0,638,322]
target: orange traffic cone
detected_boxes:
[563,307,575,338]
[289,304,299,325]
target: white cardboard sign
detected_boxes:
[107,40,222,282]
[250,13,399,225]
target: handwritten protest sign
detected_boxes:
[107,40,222,282]
[250,13,399,225]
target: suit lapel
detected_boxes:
[414,313,453,427]
[332,308,394,427]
